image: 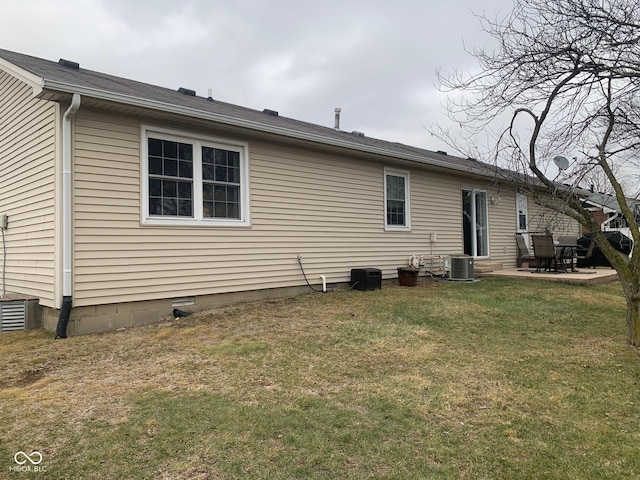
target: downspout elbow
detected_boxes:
[64,93,82,119]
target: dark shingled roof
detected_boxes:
[0,48,496,177]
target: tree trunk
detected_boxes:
[622,281,640,347]
[627,297,640,347]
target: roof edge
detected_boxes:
[41,78,493,178]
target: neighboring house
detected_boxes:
[0,49,580,335]
[581,190,640,240]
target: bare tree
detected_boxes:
[437,0,640,346]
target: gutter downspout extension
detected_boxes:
[55,93,81,339]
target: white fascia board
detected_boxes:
[0,57,43,96]
[41,79,490,177]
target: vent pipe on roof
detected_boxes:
[334,108,341,130]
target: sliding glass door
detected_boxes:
[462,189,489,257]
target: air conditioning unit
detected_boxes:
[449,256,474,281]
[0,301,26,331]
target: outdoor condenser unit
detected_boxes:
[449,256,474,281]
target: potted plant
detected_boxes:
[397,265,420,287]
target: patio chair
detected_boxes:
[531,234,559,272]
[576,239,596,268]
[515,234,536,268]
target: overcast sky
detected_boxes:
[2,0,515,153]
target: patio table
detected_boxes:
[554,243,578,272]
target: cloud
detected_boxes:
[1,0,513,151]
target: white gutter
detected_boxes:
[40,79,491,178]
[62,93,81,297]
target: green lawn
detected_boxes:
[1,278,639,479]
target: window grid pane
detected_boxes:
[386,174,406,226]
[146,134,245,222]
[148,137,194,217]
[203,185,241,219]
[202,145,242,219]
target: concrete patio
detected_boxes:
[477,266,619,285]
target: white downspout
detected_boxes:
[320,275,327,293]
[62,94,81,296]
[55,93,81,339]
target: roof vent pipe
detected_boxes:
[334,108,341,130]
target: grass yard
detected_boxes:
[1,278,639,479]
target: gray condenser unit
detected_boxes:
[449,256,474,281]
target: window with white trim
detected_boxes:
[142,126,250,226]
[384,168,411,230]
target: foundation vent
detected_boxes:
[172,297,195,308]
[0,301,26,332]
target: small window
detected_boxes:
[142,126,250,227]
[384,168,411,231]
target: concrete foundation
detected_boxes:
[42,285,316,336]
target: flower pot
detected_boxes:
[397,267,419,287]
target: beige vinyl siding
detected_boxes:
[72,110,491,307]
[0,71,57,306]
[528,201,581,237]
[486,190,519,267]
[73,110,584,307]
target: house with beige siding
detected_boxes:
[0,49,580,335]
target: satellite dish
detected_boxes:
[553,155,570,170]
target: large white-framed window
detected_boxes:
[384,167,411,231]
[141,125,250,227]
[462,188,489,257]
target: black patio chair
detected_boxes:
[531,234,559,272]
[576,239,596,268]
